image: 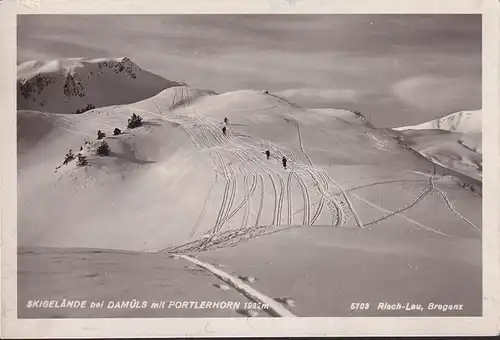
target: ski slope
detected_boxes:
[17,58,481,317]
[18,84,481,250]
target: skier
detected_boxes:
[222,126,227,136]
[224,117,229,125]
[265,149,270,160]
[282,156,287,169]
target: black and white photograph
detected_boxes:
[13,13,485,320]
[1,0,497,335]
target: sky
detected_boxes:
[17,15,481,127]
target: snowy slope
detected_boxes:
[17,57,184,114]
[393,110,482,183]
[17,63,482,318]
[393,110,482,133]
[18,83,481,251]
[395,129,482,182]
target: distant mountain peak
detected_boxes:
[17,57,185,114]
[393,109,481,134]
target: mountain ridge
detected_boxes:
[17,57,184,114]
[393,109,481,134]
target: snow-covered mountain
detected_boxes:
[393,110,481,134]
[17,57,184,114]
[393,109,482,183]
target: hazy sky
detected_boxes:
[17,15,481,127]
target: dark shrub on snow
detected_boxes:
[75,104,96,114]
[113,128,122,136]
[97,130,106,140]
[63,149,75,165]
[96,140,110,156]
[76,154,88,167]
[127,113,143,129]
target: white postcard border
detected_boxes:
[1,0,499,337]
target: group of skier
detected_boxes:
[221,117,288,170]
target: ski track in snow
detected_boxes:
[435,187,480,233]
[286,172,293,226]
[189,173,217,238]
[255,174,265,228]
[273,96,363,229]
[363,176,437,227]
[156,89,343,251]
[292,172,311,226]
[276,173,285,226]
[177,254,296,317]
[240,167,252,231]
[126,87,478,253]
[352,192,448,236]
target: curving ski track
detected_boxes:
[352,192,448,236]
[435,186,480,233]
[286,172,293,225]
[255,175,265,228]
[189,173,217,238]
[240,169,252,231]
[292,172,311,226]
[364,176,437,227]
[155,91,477,254]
